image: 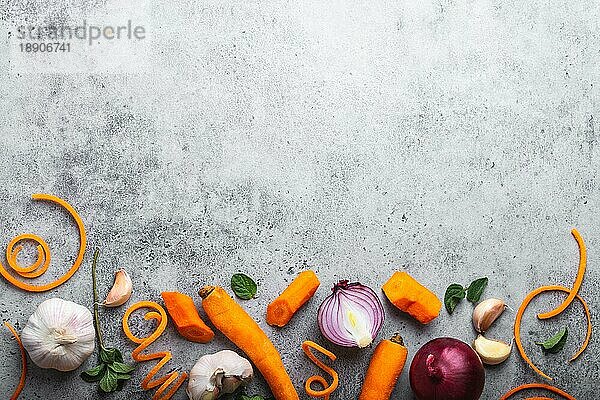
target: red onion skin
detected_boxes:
[410,337,485,400]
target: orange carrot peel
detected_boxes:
[514,228,591,380]
[4,322,26,400]
[0,194,86,292]
[537,229,586,319]
[302,341,339,400]
[500,383,576,400]
[122,301,188,400]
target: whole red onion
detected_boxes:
[410,337,485,400]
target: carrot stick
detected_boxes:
[302,341,338,399]
[161,292,214,343]
[123,301,188,400]
[500,383,576,400]
[0,194,86,292]
[514,285,591,380]
[358,333,408,400]
[382,271,441,324]
[537,228,586,319]
[4,322,26,400]
[267,270,320,327]
[199,285,299,400]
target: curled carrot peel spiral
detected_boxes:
[302,341,339,400]
[4,322,26,400]
[500,383,576,400]
[537,229,586,319]
[514,286,591,380]
[0,194,86,292]
[122,301,188,400]
[514,229,591,380]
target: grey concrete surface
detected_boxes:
[1,0,600,399]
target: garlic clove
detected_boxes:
[103,269,133,307]
[221,376,244,394]
[472,298,506,333]
[473,334,512,365]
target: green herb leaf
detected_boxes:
[80,364,106,382]
[466,277,488,303]
[231,273,258,300]
[239,395,269,400]
[444,284,466,314]
[536,327,568,353]
[100,348,124,364]
[99,368,118,392]
[108,361,136,374]
[114,373,132,380]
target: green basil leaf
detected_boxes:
[114,373,132,380]
[80,364,106,382]
[466,277,488,303]
[536,327,568,353]
[108,361,136,374]
[231,273,257,300]
[444,284,466,314]
[100,348,123,364]
[99,368,118,392]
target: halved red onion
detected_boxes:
[317,280,384,348]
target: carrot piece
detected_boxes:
[4,322,26,400]
[0,194,86,292]
[538,228,586,319]
[514,285,591,380]
[161,292,214,343]
[267,270,320,327]
[302,341,338,400]
[123,301,188,400]
[382,271,441,324]
[358,333,408,400]
[199,286,299,400]
[500,383,576,400]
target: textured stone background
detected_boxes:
[1,0,599,399]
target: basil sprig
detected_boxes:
[444,284,466,313]
[466,277,488,303]
[238,394,274,400]
[81,347,135,392]
[231,273,258,300]
[444,277,489,314]
[537,327,568,353]
[81,249,135,392]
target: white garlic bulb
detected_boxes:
[187,350,253,400]
[21,298,95,371]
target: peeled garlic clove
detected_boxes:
[103,269,133,307]
[472,298,506,333]
[473,334,512,365]
[187,350,253,400]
